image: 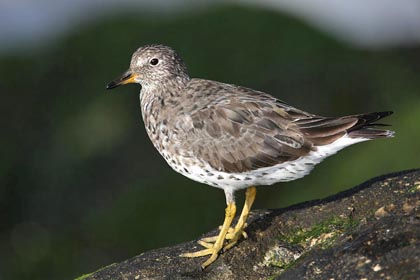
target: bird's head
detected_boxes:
[106,44,189,90]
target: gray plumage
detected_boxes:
[107,44,394,192]
[106,44,394,269]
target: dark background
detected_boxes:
[1,4,419,280]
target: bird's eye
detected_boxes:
[150,58,159,65]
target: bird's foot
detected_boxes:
[222,226,246,251]
[180,187,256,269]
[197,229,247,250]
[199,224,248,244]
[180,202,237,269]
[207,186,256,251]
[181,242,223,269]
[180,227,246,268]
[182,223,248,269]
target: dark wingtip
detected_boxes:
[356,111,394,126]
[380,111,394,117]
[347,110,395,139]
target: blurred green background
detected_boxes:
[1,4,419,280]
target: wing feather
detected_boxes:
[170,79,393,173]
[173,81,314,173]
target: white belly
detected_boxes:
[163,135,368,193]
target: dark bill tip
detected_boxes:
[106,81,119,90]
[105,70,135,90]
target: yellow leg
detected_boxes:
[223,186,256,251]
[194,186,256,249]
[181,202,237,269]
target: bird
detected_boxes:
[106,44,394,269]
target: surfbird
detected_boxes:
[106,44,394,268]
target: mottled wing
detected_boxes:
[171,80,393,174]
[174,83,316,173]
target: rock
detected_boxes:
[77,169,420,280]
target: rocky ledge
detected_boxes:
[77,169,420,280]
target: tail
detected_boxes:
[347,111,394,139]
[297,111,394,146]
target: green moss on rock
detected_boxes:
[279,216,359,249]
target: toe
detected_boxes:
[201,252,219,269]
[197,240,213,249]
[180,248,213,258]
